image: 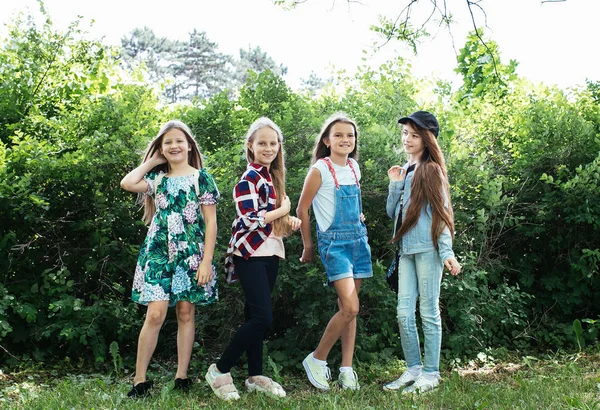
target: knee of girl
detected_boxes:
[397,315,412,330]
[177,309,194,324]
[252,314,273,329]
[419,299,441,319]
[340,305,359,320]
[146,310,165,327]
[396,296,414,321]
[420,311,441,327]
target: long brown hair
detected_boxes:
[391,122,454,248]
[139,120,203,224]
[311,112,359,165]
[245,117,291,237]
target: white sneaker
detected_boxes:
[204,364,240,401]
[338,370,360,390]
[302,353,331,390]
[402,374,441,394]
[383,370,420,391]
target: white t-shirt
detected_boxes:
[311,158,361,231]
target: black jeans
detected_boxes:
[217,255,279,376]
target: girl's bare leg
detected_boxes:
[133,300,169,384]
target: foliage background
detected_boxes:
[0,11,598,372]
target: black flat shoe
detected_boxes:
[127,380,154,398]
[174,377,193,392]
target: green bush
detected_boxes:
[1,15,598,370]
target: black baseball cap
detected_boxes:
[398,111,439,138]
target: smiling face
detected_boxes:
[160,128,191,165]
[402,122,425,159]
[325,122,356,158]
[249,126,280,168]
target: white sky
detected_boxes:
[1,0,599,91]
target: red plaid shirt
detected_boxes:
[225,163,277,283]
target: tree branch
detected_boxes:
[466,0,503,85]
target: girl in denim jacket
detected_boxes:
[383,111,461,394]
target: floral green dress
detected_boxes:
[132,168,219,306]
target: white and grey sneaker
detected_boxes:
[383,370,420,391]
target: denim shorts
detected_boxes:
[317,233,373,284]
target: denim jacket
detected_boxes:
[386,165,455,262]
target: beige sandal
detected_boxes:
[205,364,240,401]
[245,375,286,398]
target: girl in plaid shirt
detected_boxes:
[205,118,301,401]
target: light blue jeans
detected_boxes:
[396,251,443,375]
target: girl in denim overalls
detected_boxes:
[383,111,461,394]
[297,113,373,391]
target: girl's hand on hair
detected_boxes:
[299,246,314,263]
[388,165,406,182]
[281,195,291,214]
[443,257,462,276]
[289,216,302,231]
[196,260,213,286]
[150,150,167,165]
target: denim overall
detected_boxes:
[316,158,373,284]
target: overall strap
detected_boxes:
[346,159,360,188]
[320,157,360,189]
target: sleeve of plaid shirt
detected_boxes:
[234,177,267,231]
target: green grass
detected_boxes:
[2,351,599,409]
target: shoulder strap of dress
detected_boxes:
[154,172,165,197]
[193,169,200,196]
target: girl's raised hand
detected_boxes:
[150,150,168,165]
[299,247,314,263]
[196,261,213,285]
[388,165,406,182]
[289,216,302,231]
[443,257,462,276]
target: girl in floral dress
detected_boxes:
[120,120,219,398]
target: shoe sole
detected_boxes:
[302,359,330,391]
[383,380,415,391]
[246,383,286,398]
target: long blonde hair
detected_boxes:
[139,120,203,224]
[311,112,359,165]
[245,117,291,237]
